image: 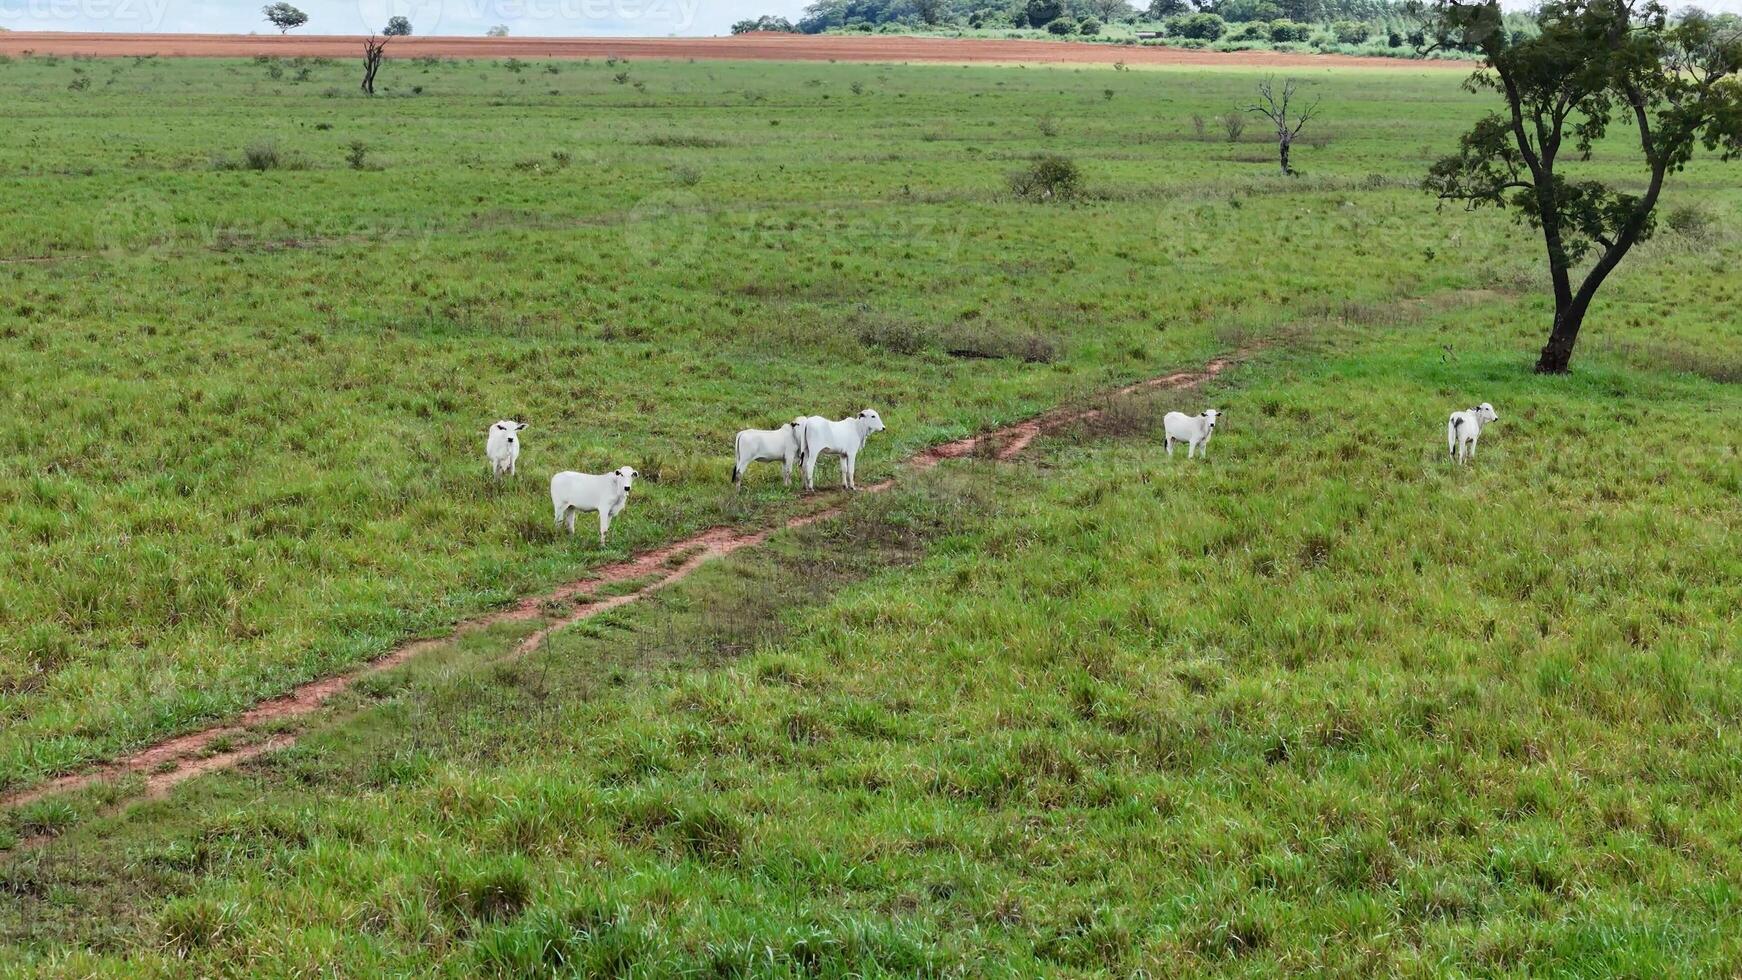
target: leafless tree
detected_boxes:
[361,34,387,95]
[1244,76,1321,176]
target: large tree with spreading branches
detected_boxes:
[1414,0,1742,373]
[261,2,307,33]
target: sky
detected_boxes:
[0,0,1737,40]
[0,0,812,37]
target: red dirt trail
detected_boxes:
[1,355,1237,814]
[0,32,1465,70]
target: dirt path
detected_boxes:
[0,355,1238,815]
[0,31,1466,70]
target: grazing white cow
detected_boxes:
[800,410,885,491]
[732,417,807,489]
[485,420,527,478]
[1447,402,1499,464]
[1163,408,1221,459]
[551,466,639,545]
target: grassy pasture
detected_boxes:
[0,53,1593,792]
[3,324,1739,975]
[0,49,1739,975]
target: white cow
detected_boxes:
[485,420,527,478]
[551,466,639,545]
[1447,402,1499,464]
[800,410,886,491]
[733,417,807,490]
[1163,408,1220,459]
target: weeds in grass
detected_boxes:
[855,312,1058,363]
[209,141,301,172]
[638,134,729,148]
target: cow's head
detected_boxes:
[858,409,886,433]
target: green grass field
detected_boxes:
[1,50,1739,975]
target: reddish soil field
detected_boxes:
[0,31,1466,69]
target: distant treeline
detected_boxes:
[734,0,1539,55]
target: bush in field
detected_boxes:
[1168,12,1226,39]
[1047,17,1076,33]
[1665,204,1720,242]
[1331,20,1370,43]
[243,142,284,170]
[1009,153,1081,201]
[1229,20,1270,40]
[1269,19,1311,41]
[857,315,933,355]
[1079,17,1102,34]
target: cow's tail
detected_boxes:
[1449,415,1464,457]
[796,421,809,467]
[732,431,743,485]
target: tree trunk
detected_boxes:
[1278,136,1291,176]
[1535,302,1584,373]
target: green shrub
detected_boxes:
[1079,17,1102,33]
[1009,153,1082,201]
[1269,19,1311,41]
[1046,17,1076,33]
[1168,12,1226,39]
[1665,204,1719,240]
[1331,19,1371,43]
[1229,20,1270,40]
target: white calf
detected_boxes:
[485,420,527,478]
[551,466,639,545]
[732,418,807,489]
[1447,402,1499,464]
[800,410,885,491]
[1163,408,1220,459]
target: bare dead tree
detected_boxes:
[361,34,387,95]
[1244,77,1321,176]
